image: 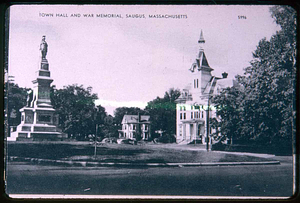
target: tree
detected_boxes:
[241,6,296,145]
[211,82,246,143]
[145,88,181,138]
[51,84,102,140]
[5,83,29,127]
[94,105,107,138]
[100,115,119,139]
[211,6,296,149]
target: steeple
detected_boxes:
[198,30,205,44]
[190,30,213,73]
[198,30,205,53]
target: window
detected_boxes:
[194,112,197,118]
[197,79,199,88]
[180,113,183,120]
[133,125,136,130]
[194,79,196,88]
[191,112,193,119]
[201,111,204,118]
[184,113,186,120]
[145,125,148,130]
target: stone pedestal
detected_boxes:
[8,55,67,141]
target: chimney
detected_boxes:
[222,72,228,78]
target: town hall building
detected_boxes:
[175,30,234,144]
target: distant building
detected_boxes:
[175,30,234,144]
[118,114,151,140]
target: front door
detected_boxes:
[198,124,204,142]
[183,124,186,140]
[190,124,194,140]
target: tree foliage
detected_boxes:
[145,88,181,137]
[212,6,296,147]
[100,115,119,139]
[5,83,29,126]
[51,84,102,139]
[212,82,246,142]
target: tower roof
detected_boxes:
[197,50,209,67]
[189,30,213,72]
[198,30,205,44]
[195,49,213,72]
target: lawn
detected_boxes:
[7,141,275,164]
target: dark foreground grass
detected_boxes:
[7,142,275,163]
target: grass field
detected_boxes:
[7,141,275,164]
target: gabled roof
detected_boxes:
[216,78,235,89]
[122,115,150,124]
[197,51,210,68]
[190,49,213,72]
[203,77,234,95]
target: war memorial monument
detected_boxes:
[8,36,66,141]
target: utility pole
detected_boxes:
[94,123,98,157]
[206,95,210,152]
[199,72,228,151]
[5,75,15,138]
[94,106,99,158]
[137,112,140,141]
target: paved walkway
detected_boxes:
[149,144,276,158]
[211,150,276,158]
[7,155,280,168]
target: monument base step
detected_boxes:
[16,133,68,141]
[8,130,68,141]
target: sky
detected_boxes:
[8,5,280,115]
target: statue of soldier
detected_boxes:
[26,89,33,107]
[40,36,48,59]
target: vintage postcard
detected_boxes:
[4,4,296,199]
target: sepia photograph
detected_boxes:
[4,4,296,199]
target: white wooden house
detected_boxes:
[118,115,151,140]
